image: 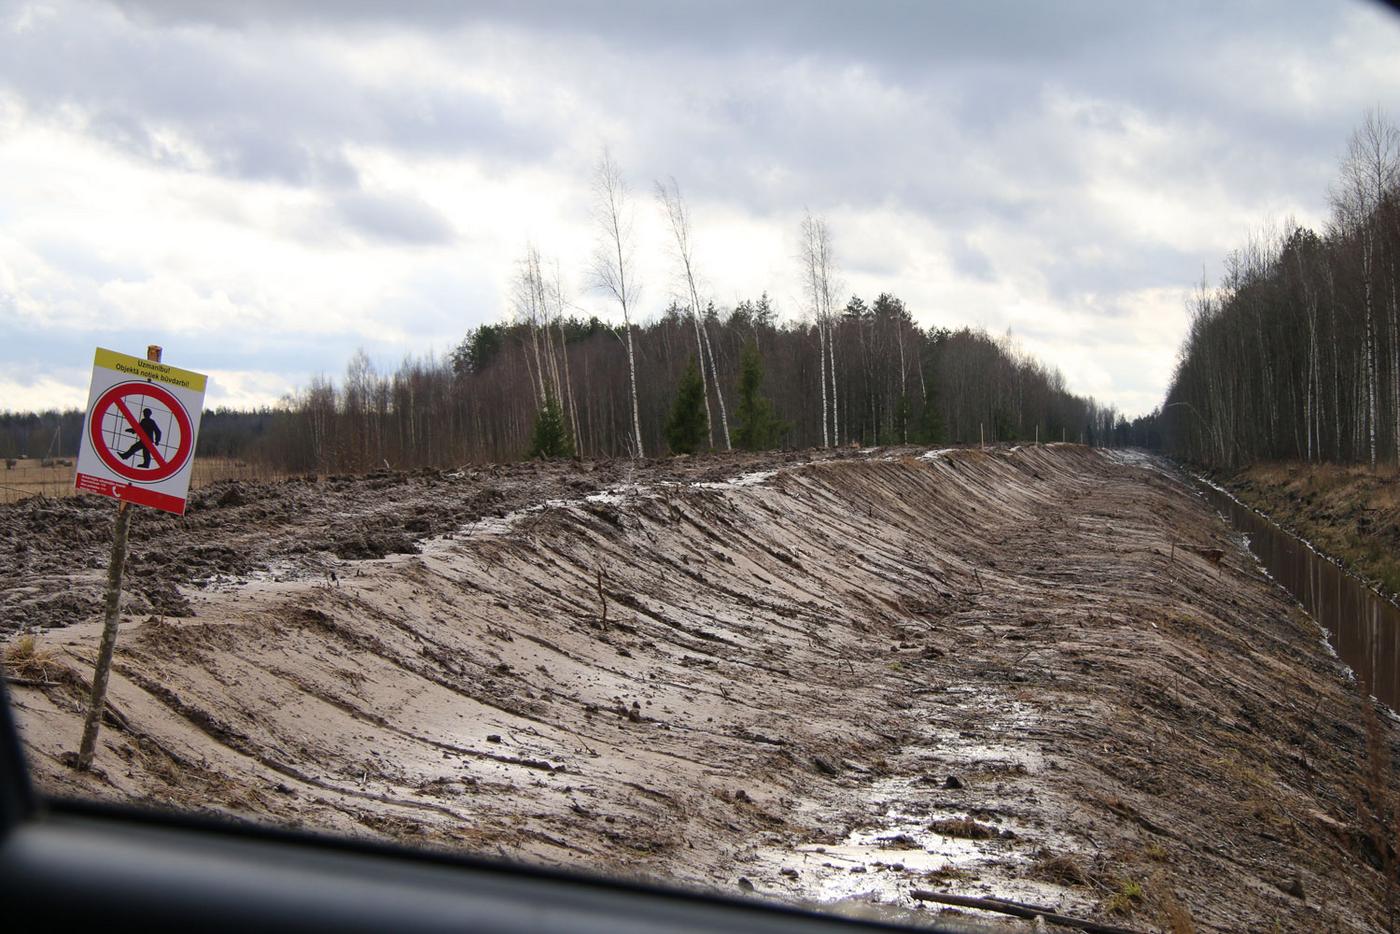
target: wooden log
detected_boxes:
[908,889,1145,934]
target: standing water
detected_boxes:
[1199,482,1400,709]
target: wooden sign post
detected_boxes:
[75,345,207,771]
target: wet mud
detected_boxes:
[3,445,1396,932]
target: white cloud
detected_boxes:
[203,369,297,410]
[0,370,90,413]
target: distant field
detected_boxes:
[0,457,282,505]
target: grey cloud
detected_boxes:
[949,238,995,282]
[114,1,1364,72]
[334,191,457,245]
[1041,244,1203,306]
[1,2,552,187]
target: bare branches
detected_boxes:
[800,210,841,446]
[591,149,645,458]
[1331,106,1400,227]
[656,176,730,450]
[591,150,638,315]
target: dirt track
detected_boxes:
[3,445,1395,932]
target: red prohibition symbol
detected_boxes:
[89,381,193,483]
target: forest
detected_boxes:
[1162,110,1400,468]
[4,158,1131,472]
[0,320,1126,473]
[0,304,1126,472]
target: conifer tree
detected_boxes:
[892,394,911,445]
[529,392,574,459]
[919,376,946,443]
[733,339,787,450]
[665,357,709,454]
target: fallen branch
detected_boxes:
[3,677,65,688]
[908,890,1144,934]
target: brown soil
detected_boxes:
[0,449,856,632]
[3,445,1396,932]
[1216,461,1400,599]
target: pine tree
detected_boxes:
[529,392,574,459]
[733,339,787,450]
[919,376,946,443]
[665,357,709,455]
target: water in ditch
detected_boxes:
[1200,482,1400,709]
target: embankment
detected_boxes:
[3,446,1395,932]
[1215,461,1400,600]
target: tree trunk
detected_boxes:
[700,317,731,449]
[817,323,830,448]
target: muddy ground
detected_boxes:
[2,445,1397,932]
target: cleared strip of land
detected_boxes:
[2,446,1393,932]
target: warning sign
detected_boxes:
[75,348,207,515]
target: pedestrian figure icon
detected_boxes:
[119,407,163,468]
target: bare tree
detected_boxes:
[592,149,645,458]
[513,244,551,408]
[800,211,841,446]
[547,259,583,453]
[656,177,731,449]
[1331,107,1400,466]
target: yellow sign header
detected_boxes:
[93,347,208,393]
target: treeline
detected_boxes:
[1163,110,1400,467]
[0,409,283,463]
[0,410,84,462]
[255,297,1123,473]
[5,310,1127,475]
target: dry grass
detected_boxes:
[927,816,999,840]
[1156,882,1197,934]
[1031,852,1092,887]
[3,634,57,680]
[0,457,288,505]
[1231,461,1400,597]
[1102,877,1144,916]
[1358,678,1400,933]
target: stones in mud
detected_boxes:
[915,773,964,789]
[329,530,420,560]
[928,816,999,839]
[877,833,921,849]
[215,484,247,508]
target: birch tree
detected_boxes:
[592,150,645,458]
[1331,108,1400,466]
[656,177,731,449]
[800,211,840,446]
[547,259,583,454]
[513,244,551,408]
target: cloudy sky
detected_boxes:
[3,0,1399,417]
